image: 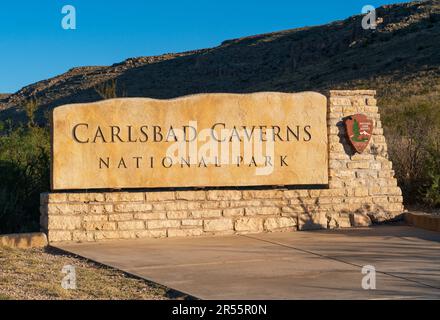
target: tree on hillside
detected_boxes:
[24,98,38,128]
[95,79,125,99]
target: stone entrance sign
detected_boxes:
[51,92,328,190]
[41,90,404,243]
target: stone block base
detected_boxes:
[40,187,404,242]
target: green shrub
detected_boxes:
[422,149,440,207]
[0,125,50,233]
[424,174,440,207]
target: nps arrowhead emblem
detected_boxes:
[345,114,373,154]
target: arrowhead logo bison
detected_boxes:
[345,114,373,153]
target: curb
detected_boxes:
[405,212,440,232]
[0,232,48,249]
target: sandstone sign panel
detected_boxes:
[51,92,328,190]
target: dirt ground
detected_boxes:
[0,246,169,300]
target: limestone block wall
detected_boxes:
[40,90,404,243]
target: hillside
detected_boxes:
[0,0,439,124]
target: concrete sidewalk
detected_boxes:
[55,226,440,299]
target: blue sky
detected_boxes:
[0,0,406,93]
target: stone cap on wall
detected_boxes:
[328,90,377,96]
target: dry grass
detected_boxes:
[0,246,169,300]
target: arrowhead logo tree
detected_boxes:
[345,114,373,153]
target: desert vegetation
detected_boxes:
[381,90,440,208]
[0,99,50,234]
